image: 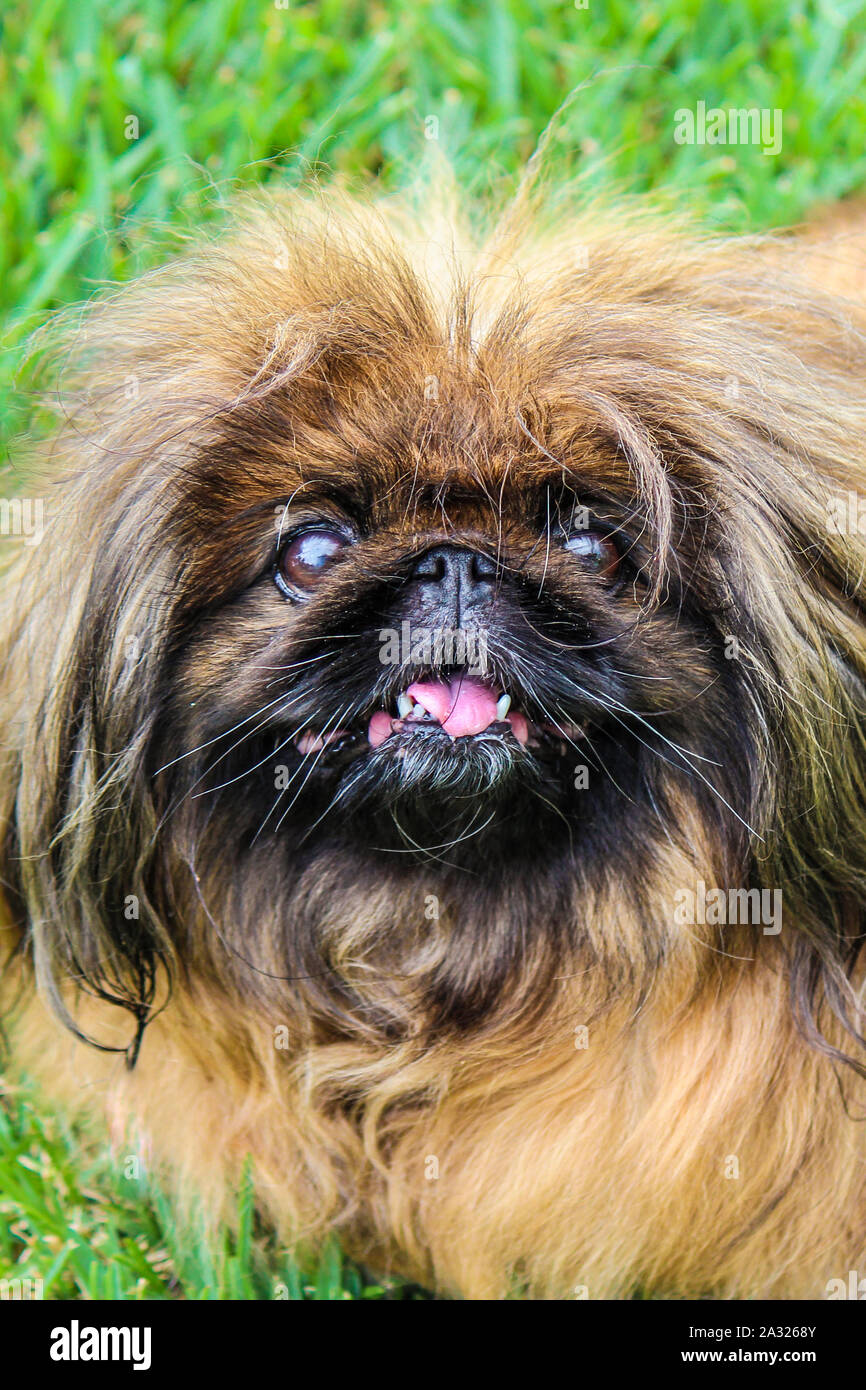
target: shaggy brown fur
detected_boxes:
[3,178,866,1298]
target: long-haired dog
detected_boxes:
[2,178,866,1299]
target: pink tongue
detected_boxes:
[406,677,499,737]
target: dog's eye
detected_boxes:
[565,530,621,581]
[275,528,350,598]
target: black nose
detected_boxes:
[411,544,497,586]
[408,544,498,626]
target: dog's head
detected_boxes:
[3,186,866,1064]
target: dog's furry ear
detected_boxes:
[758,498,866,1079]
[0,261,216,1060]
[0,526,178,1064]
[698,262,866,1079]
[0,202,299,1057]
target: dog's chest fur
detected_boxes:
[11,932,863,1300]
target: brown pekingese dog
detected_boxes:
[2,180,866,1299]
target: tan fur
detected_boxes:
[9,925,864,1299]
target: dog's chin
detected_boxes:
[347,719,539,802]
[289,720,548,862]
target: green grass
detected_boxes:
[0,1078,428,1299]
[2,0,866,1301]
[3,0,866,349]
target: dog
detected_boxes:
[2,179,866,1299]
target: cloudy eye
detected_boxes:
[275,527,351,599]
[565,530,622,582]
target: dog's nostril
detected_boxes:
[470,552,498,583]
[411,550,448,583]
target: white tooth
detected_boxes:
[496,694,512,719]
[412,703,426,718]
[397,692,414,718]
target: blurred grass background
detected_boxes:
[1,0,866,1299]
[4,0,866,357]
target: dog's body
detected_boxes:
[3,183,866,1298]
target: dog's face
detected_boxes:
[5,189,866,1059]
[152,223,754,889]
[164,406,732,875]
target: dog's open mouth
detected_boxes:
[368,675,530,746]
[291,674,584,758]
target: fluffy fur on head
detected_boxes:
[3,176,866,1298]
